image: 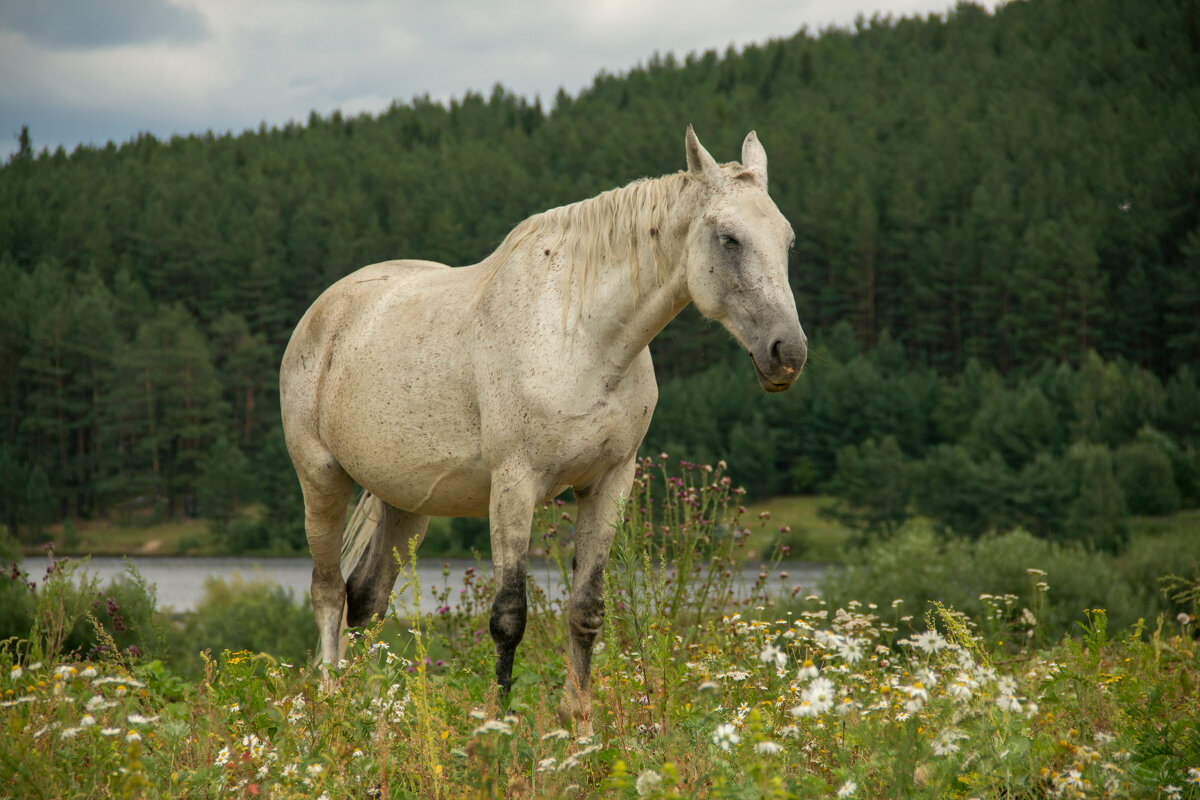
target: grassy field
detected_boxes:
[24,492,863,563]
[3,459,1199,798]
[33,493,1196,570]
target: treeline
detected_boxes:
[646,323,1200,550]
[1,0,1198,545]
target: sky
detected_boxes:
[0,0,999,162]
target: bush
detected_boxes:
[820,524,1152,641]
[0,556,167,663]
[1115,529,1200,621]
[170,575,314,678]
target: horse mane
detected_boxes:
[478,170,698,322]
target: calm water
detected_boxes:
[17,555,826,613]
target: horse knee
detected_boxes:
[489,574,527,650]
[567,595,605,640]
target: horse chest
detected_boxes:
[490,362,657,487]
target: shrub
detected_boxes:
[820,524,1151,642]
[171,574,314,678]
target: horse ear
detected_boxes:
[741,131,768,188]
[685,125,721,183]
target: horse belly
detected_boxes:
[314,266,492,516]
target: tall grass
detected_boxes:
[1,459,1199,798]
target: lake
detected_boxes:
[16,555,827,613]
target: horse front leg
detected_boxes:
[559,457,637,730]
[487,465,538,704]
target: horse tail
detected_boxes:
[341,490,381,580]
[315,490,381,666]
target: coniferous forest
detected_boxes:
[1,0,1198,553]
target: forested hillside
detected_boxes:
[1,0,1198,550]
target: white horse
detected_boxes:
[280,126,806,725]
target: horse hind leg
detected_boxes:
[346,501,429,629]
[295,456,355,667]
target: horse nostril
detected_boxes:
[770,339,784,367]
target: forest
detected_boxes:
[0,0,1197,554]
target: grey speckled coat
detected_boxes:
[279,127,806,727]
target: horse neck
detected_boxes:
[482,174,696,372]
[563,179,695,369]
[573,242,690,370]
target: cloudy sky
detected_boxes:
[0,0,998,161]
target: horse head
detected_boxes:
[681,126,807,392]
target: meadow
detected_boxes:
[2,458,1199,799]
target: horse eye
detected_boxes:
[719,234,741,250]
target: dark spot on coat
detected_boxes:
[544,249,551,256]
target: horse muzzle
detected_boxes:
[750,327,807,393]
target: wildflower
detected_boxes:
[909,630,948,653]
[932,730,965,756]
[127,713,159,725]
[11,665,25,681]
[126,730,142,743]
[306,763,325,777]
[80,714,96,728]
[55,665,78,680]
[797,659,818,680]
[996,694,1022,713]
[468,708,487,720]
[759,644,787,670]
[92,676,144,688]
[541,728,570,741]
[712,723,741,752]
[698,681,719,693]
[1163,785,1182,800]
[803,677,836,715]
[947,679,973,702]
[790,700,817,719]
[755,741,784,755]
[282,763,299,779]
[473,719,513,736]
[1187,767,1200,784]
[837,637,865,664]
[60,726,82,739]
[636,769,663,796]
[352,748,365,759]
[215,747,232,766]
[86,694,117,711]
[837,779,858,797]
[100,727,121,736]
[80,666,97,679]
[914,668,938,688]
[536,757,557,773]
